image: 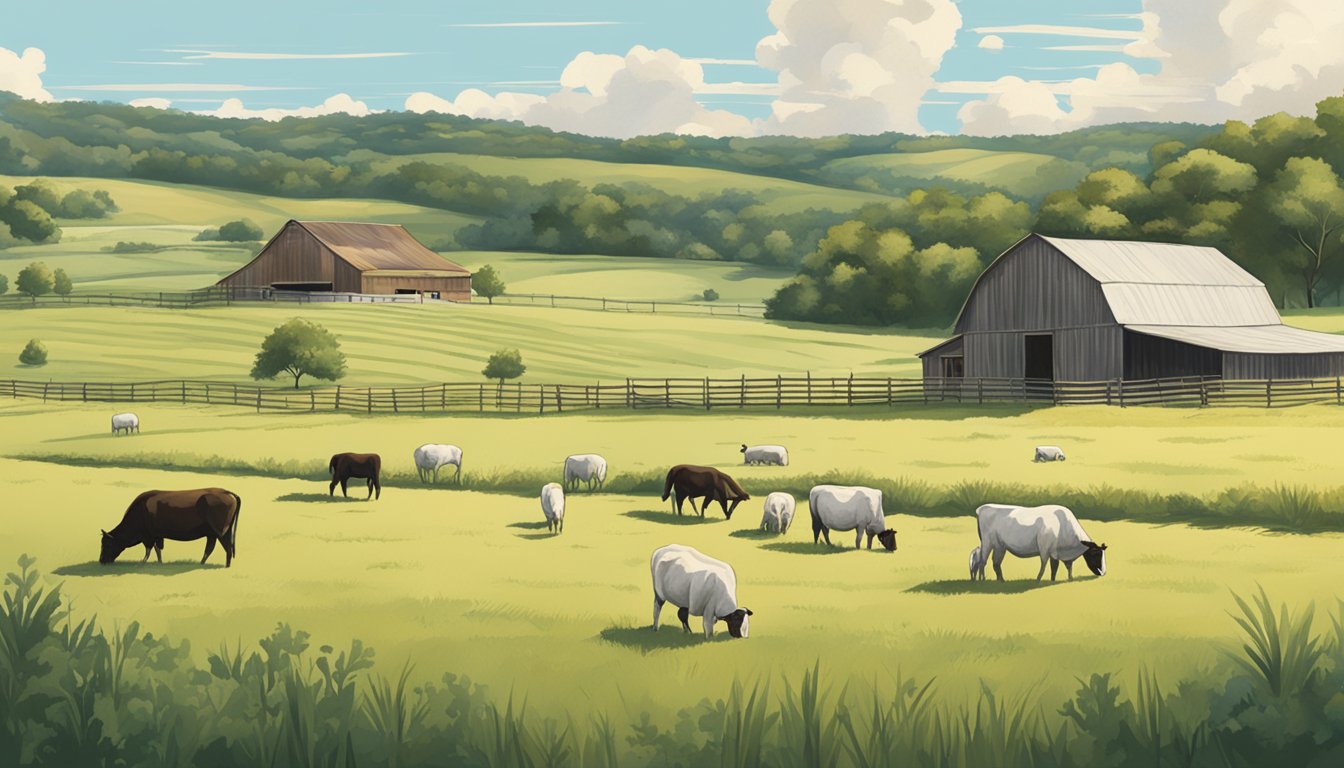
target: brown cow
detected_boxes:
[329,452,382,499]
[661,465,750,519]
[100,488,241,567]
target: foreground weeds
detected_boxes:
[3,557,1344,766]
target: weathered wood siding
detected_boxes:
[1056,326,1123,380]
[920,336,964,379]
[1224,352,1344,379]
[956,236,1116,334]
[360,274,472,300]
[1123,331,1221,379]
[217,222,346,289]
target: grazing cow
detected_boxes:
[541,482,565,534]
[808,485,896,551]
[414,444,463,483]
[972,503,1107,582]
[661,464,750,519]
[760,492,796,533]
[563,454,607,491]
[329,453,382,499]
[1034,446,1066,462]
[100,488,241,567]
[111,412,139,436]
[650,544,752,639]
[741,444,788,466]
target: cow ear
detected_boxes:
[744,608,753,616]
[1100,543,1108,550]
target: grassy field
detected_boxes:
[2,398,1343,723]
[0,302,939,383]
[820,148,1089,199]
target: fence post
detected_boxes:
[1266,378,1272,408]
[740,375,746,409]
[441,384,447,410]
[42,382,48,402]
[776,375,782,409]
[847,373,853,406]
[335,385,341,411]
[1118,379,1125,408]
[1337,376,1341,406]
[806,371,812,405]
[479,384,484,412]
[256,389,262,413]
[392,388,399,413]
[1200,378,1208,407]
[977,378,983,405]
[367,389,372,414]
[602,297,606,310]
[181,381,186,404]
[704,377,711,411]
[556,385,563,413]
[626,378,633,409]
[664,378,670,409]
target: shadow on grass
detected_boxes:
[597,625,717,654]
[760,541,851,555]
[275,492,370,504]
[729,528,783,540]
[507,521,550,530]
[515,531,560,540]
[906,578,1076,595]
[623,509,725,526]
[54,561,226,577]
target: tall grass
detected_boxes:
[19,452,1344,533]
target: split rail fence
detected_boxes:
[4,375,1343,413]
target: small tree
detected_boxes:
[482,349,525,385]
[473,264,505,304]
[702,288,720,302]
[250,319,347,388]
[218,218,264,241]
[52,268,72,296]
[0,274,8,296]
[18,339,47,366]
[15,262,53,300]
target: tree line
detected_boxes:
[0,178,117,247]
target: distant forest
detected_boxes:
[4,91,1342,325]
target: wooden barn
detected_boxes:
[217,220,472,300]
[919,234,1344,383]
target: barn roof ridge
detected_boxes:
[290,220,470,274]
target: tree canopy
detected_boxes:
[15,261,52,298]
[250,319,347,389]
[472,265,505,304]
[481,349,525,384]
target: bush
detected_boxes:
[15,261,53,298]
[102,241,159,253]
[52,267,72,295]
[195,218,264,242]
[18,339,47,365]
[57,188,118,218]
[0,273,8,295]
[702,288,720,302]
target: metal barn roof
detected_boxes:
[1039,236,1280,327]
[1126,324,1344,355]
[295,221,470,274]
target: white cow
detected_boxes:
[741,444,788,466]
[1034,446,1066,462]
[540,482,565,534]
[111,412,139,436]
[413,444,463,483]
[760,492,796,533]
[972,503,1107,582]
[563,454,607,491]
[808,485,896,550]
[651,544,752,639]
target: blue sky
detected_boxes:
[0,1,1335,137]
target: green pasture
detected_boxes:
[0,302,940,383]
[820,148,1089,199]
[2,399,1343,721]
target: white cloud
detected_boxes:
[957,0,1344,135]
[202,93,373,121]
[406,45,754,138]
[978,35,1005,51]
[756,0,963,136]
[0,46,52,102]
[129,97,173,109]
[164,49,412,61]
[971,24,1144,40]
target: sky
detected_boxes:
[1,0,1342,138]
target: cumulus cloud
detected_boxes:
[129,97,173,109]
[0,46,52,102]
[958,0,1344,136]
[978,35,1004,51]
[756,0,962,136]
[406,45,754,138]
[202,93,373,121]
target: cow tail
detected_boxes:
[661,468,675,501]
[229,492,242,556]
[328,455,338,475]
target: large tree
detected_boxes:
[52,268,72,296]
[15,261,53,299]
[472,264,505,304]
[482,349,525,385]
[250,319,347,388]
[1264,157,1344,308]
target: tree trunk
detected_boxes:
[293,373,302,389]
[488,296,494,305]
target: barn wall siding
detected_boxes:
[217,222,336,288]
[361,274,472,300]
[1224,353,1344,379]
[964,332,1025,379]
[1056,327,1123,380]
[956,237,1116,334]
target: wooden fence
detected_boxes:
[4,375,1343,413]
[486,293,766,318]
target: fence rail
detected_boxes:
[4,375,1342,413]
[486,293,766,318]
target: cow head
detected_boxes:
[99,530,126,565]
[876,529,898,551]
[721,608,753,638]
[739,444,747,454]
[1081,541,1107,576]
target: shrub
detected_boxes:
[0,273,8,295]
[18,339,47,365]
[52,267,72,296]
[102,241,159,254]
[702,288,720,302]
[195,218,264,242]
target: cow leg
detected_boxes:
[1050,559,1060,581]
[678,607,692,634]
[154,540,163,563]
[653,596,665,630]
[1036,555,1048,581]
[340,478,349,497]
[329,476,339,496]
[822,528,833,546]
[141,543,152,563]
[726,498,743,518]
[672,492,684,515]
[202,536,217,564]
[455,463,462,484]
[1066,560,1074,580]
[856,530,865,549]
[992,548,1007,581]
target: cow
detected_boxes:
[760,492,795,533]
[808,485,896,551]
[660,464,750,519]
[329,453,382,499]
[650,544,752,639]
[541,482,565,534]
[111,412,140,436]
[99,488,241,567]
[741,444,788,466]
[1034,446,1066,462]
[972,503,1108,582]
[564,454,607,491]
[414,444,463,483]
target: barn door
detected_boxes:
[1024,334,1055,400]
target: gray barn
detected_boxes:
[919,234,1344,382]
